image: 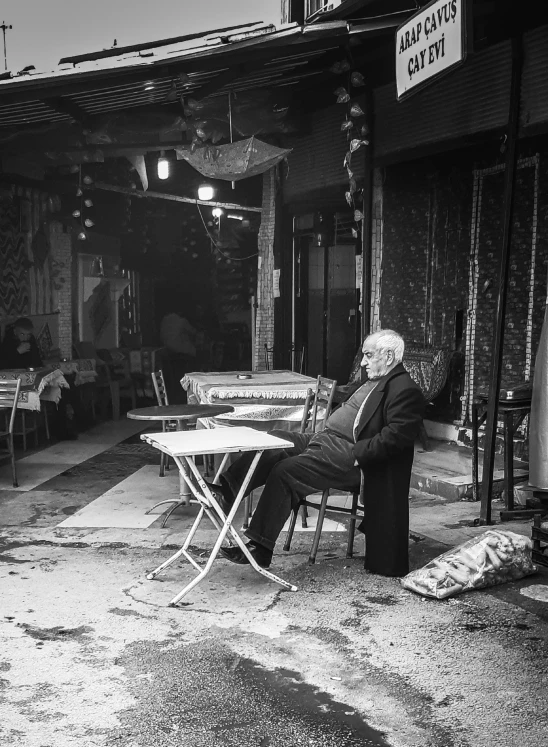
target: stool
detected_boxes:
[471,397,531,519]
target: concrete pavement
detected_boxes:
[1,421,548,746]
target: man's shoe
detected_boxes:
[204,482,233,517]
[219,542,272,568]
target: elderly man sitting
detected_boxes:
[211,329,424,577]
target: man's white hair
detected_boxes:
[365,329,404,363]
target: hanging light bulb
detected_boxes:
[77,231,87,241]
[84,198,93,208]
[197,184,214,201]
[84,218,95,228]
[212,207,224,218]
[72,209,81,218]
[157,151,169,180]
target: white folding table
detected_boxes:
[141,426,298,606]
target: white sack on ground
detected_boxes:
[401,530,536,600]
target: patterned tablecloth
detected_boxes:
[181,370,319,431]
[55,359,98,386]
[181,370,316,405]
[0,368,70,411]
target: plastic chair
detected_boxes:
[0,378,22,487]
[283,375,367,563]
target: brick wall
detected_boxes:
[253,168,276,370]
[49,221,73,358]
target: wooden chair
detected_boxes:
[264,344,274,370]
[283,375,366,564]
[242,376,337,530]
[13,409,40,452]
[0,378,22,487]
[97,349,137,419]
[151,369,176,477]
[74,342,119,420]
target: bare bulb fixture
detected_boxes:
[212,207,224,218]
[197,184,214,201]
[157,151,169,180]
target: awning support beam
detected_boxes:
[93,180,262,213]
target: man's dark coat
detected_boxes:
[351,363,424,577]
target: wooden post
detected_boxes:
[478,36,523,524]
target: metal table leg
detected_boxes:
[146,450,298,605]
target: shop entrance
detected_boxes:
[292,213,359,384]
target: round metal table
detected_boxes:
[127,404,234,524]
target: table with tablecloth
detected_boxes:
[0,367,70,411]
[181,370,319,431]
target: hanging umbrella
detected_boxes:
[175,136,291,181]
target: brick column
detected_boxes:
[49,221,73,358]
[370,168,384,334]
[253,168,276,371]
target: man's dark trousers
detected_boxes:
[222,430,361,551]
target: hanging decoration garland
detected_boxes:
[331,62,368,238]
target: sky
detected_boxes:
[1,0,281,74]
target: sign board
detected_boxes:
[396,0,467,100]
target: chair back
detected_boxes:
[264,344,274,370]
[151,370,169,406]
[0,378,22,433]
[300,376,337,433]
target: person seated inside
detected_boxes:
[0,317,43,369]
[209,329,425,578]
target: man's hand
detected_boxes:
[17,342,31,354]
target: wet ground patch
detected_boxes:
[117,638,391,746]
[16,622,93,641]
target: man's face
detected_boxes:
[361,339,394,380]
[14,327,32,343]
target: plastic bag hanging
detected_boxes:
[350,138,368,153]
[330,60,351,74]
[334,86,350,103]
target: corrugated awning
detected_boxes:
[0,18,403,132]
